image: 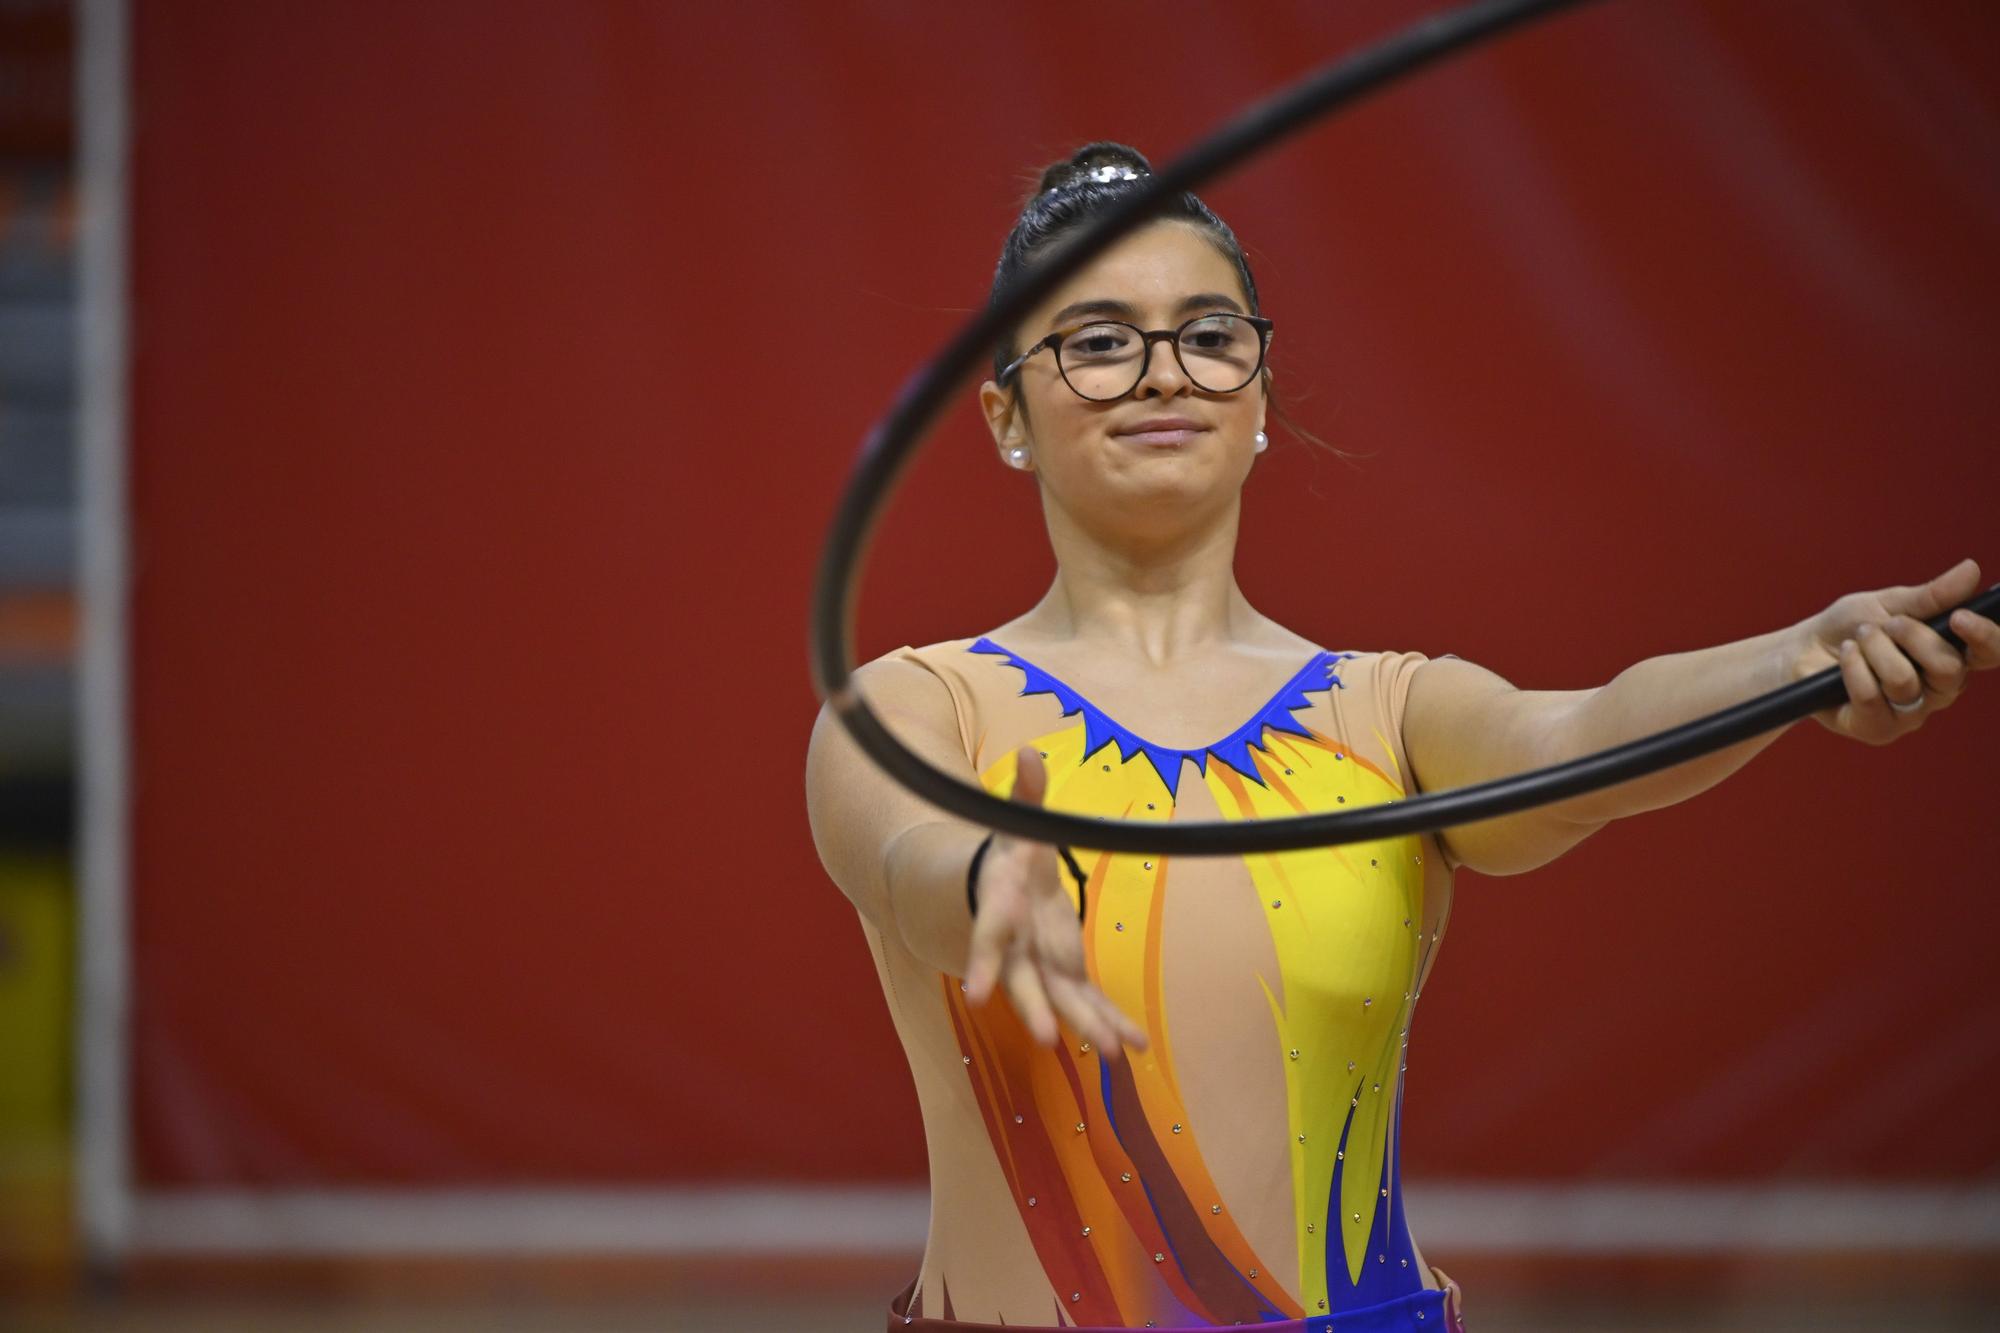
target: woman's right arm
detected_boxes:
[805,657,1147,1057]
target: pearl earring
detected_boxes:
[1253,431,1268,453]
[1007,447,1029,468]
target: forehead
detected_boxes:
[1026,221,1247,328]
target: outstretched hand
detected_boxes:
[1799,557,2000,744]
[963,746,1149,1059]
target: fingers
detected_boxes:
[1043,971,1120,1054]
[1085,984,1150,1053]
[1949,607,2000,671]
[1855,621,1926,712]
[1881,614,1966,706]
[986,956,1147,1057]
[1834,636,1889,739]
[1881,556,1980,620]
[1026,884,1141,1056]
[970,869,1149,1056]
[1010,744,1048,807]
[1001,948,1059,1047]
[963,904,1009,1004]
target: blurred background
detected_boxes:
[2,1,1997,1329]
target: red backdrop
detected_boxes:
[126,1,2000,1188]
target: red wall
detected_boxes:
[127,0,2000,1187]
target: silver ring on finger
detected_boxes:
[1888,690,1925,715]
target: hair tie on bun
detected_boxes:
[1047,163,1148,192]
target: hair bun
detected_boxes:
[1033,142,1154,198]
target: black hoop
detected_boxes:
[809,0,1998,857]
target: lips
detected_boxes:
[1113,417,1207,446]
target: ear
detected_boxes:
[979,379,1032,459]
[1256,367,1271,437]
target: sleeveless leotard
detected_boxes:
[861,637,1460,1332]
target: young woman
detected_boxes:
[805,143,1996,1333]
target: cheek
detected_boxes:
[1029,392,1106,448]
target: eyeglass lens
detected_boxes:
[1058,315,1262,400]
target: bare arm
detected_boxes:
[805,657,986,974]
[1404,558,2000,877]
[805,656,1147,1055]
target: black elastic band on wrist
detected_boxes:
[966,832,995,919]
[965,834,1090,924]
[1056,846,1088,922]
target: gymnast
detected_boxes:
[804,142,1997,1333]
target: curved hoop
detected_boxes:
[808,0,1999,856]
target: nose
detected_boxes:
[1132,329,1191,400]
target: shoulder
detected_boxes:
[1332,652,1515,743]
[1400,655,1520,769]
[814,639,987,767]
[1325,647,1477,698]
[849,637,983,700]
[824,640,972,719]
[1404,654,1514,707]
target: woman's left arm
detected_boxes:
[1403,557,2000,877]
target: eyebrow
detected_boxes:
[1047,291,1246,328]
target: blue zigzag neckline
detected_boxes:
[967,636,1356,800]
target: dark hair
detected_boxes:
[989,143,1258,381]
[988,141,1352,465]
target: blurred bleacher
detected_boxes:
[0,0,75,835]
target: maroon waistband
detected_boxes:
[885,1274,1467,1332]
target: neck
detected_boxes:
[1017,490,1261,668]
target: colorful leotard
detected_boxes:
[859,637,1459,1332]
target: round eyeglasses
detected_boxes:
[999,312,1275,401]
